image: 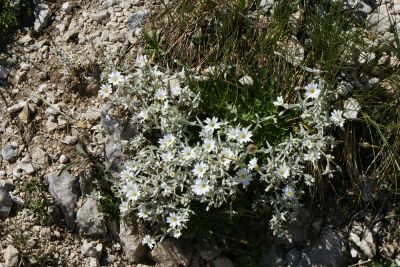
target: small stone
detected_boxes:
[81,109,100,122]
[0,65,10,79]
[1,143,18,162]
[45,105,61,116]
[91,10,110,24]
[20,63,30,71]
[59,154,69,164]
[15,71,27,84]
[46,120,58,132]
[238,75,253,85]
[0,188,13,218]
[337,81,353,96]
[40,227,51,239]
[16,156,39,174]
[61,2,73,13]
[213,257,235,267]
[81,240,102,258]
[4,245,19,267]
[126,9,149,32]
[63,135,78,145]
[19,35,32,44]
[7,101,26,113]
[102,0,116,8]
[0,180,15,191]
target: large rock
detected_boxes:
[76,197,107,237]
[101,103,138,171]
[46,171,80,227]
[296,230,344,267]
[119,219,146,263]
[33,3,52,33]
[150,238,193,267]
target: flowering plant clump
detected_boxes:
[101,55,347,244]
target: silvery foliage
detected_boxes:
[105,55,346,243]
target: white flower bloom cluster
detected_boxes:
[109,57,347,245]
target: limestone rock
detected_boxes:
[76,197,107,237]
[296,230,343,267]
[34,3,52,33]
[150,238,193,267]
[119,219,146,263]
[0,65,11,79]
[46,171,80,227]
[4,245,19,267]
[1,143,18,162]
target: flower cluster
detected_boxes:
[103,56,347,245]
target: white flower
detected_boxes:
[169,78,182,96]
[166,212,182,228]
[248,158,259,170]
[303,150,320,163]
[343,98,361,119]
[126,160,140,173]
[330,109,345,127]
[304,174,315,186]
[161,151,175,162]
[136,54,148,67]
[172,229,182,238]
[138,205,150,219]
[120,169,133,180]
[192,179,211,195]
[239,75,253,85]
[202,139,216,152]
[181,146,195,161]
[204,117,221,133]
[142,235,156,249]
[108,71,125,86]
[277,164,290,178]
[99,84,112,98]
[152,66,164,77]
[304,82,321,99]
[158,134,176,150]
[219,148,236,167]
[237,127,253,144]
[226,126,240,140]
[138,110,150,122]
[273,96,284,107]
[192,162,208,178]
[236,168,253,187]
[119,201,130,214]
[155,89,168,101]
[283,186,296,200]
[122,181,140,202]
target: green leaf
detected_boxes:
[76,140,90,158]
[58,161,81,176]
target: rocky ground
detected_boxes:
[0,0,400,266]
